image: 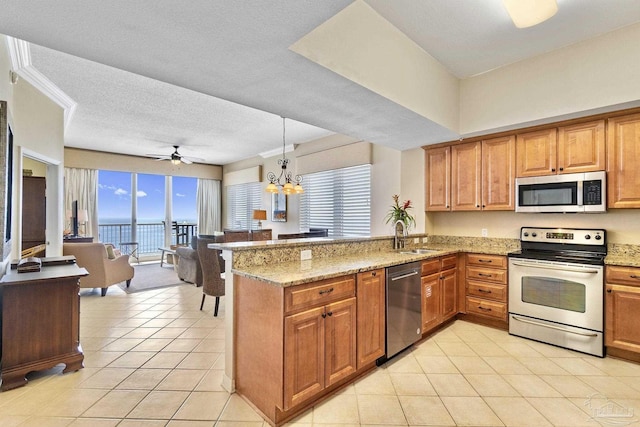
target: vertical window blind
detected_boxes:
[227,182,262,229]
[300,164,371,237]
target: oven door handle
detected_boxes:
[511,315,599,337]
[510,260,600,274]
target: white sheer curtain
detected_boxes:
[64,168,98,239]
[197,179,221,235]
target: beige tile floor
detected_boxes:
[1,278,640,427]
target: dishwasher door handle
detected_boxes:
[390,271,419,281]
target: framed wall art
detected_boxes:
[271,192,287,222]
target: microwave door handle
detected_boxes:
[511,260,599,274]
[577,180,583,206]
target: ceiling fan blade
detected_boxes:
[182,155,205,163]
[180,157,193,164]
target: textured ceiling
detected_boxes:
[2,0,640,165]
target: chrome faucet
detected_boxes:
[393,220,408,250]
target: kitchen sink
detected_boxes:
[399,249,439,255]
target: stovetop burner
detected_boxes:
[509,226,607,266]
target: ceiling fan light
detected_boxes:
[170,158,181,165]
[503,0,557,28]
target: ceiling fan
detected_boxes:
[146,145,204,165]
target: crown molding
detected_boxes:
[259,144,296,159]
[5,36,77,130]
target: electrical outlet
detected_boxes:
[481,228,488,237]
[300,249,312,261]
[414,238,420,244]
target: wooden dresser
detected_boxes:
[0,259,88,391]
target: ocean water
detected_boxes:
[98,217,196,254]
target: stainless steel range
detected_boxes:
[508,227,607,357]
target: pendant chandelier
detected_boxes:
[265,117,304,195]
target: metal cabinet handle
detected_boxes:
[321,312,327,318]
[318,287,334,295]
[327,311,333,317]
[607,289,612,293]
[478,306,492,311]
[478,273,492,278]
[478,259,493,263]
[630,275,640,279]
[372,271,376,276]
[478,289,492,294]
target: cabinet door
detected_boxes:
[557,120,605,174]
[516,129,557,177]
[284,307,325,410]
[356,270,385,369]
[325,298,357,387]
[607,114,640,208]
[482,136,516,210]
[22,176,47,248]
[422,273,441,332]
[426,147,451,211]
[441,269,457,322]
[451,142,481,211]
[605,284,640,353]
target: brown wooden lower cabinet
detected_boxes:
[236,270,384,426]
[464,253,508,328]
[284,297,356,410]
[421,255,457,334]
[356,269,385,368]
[605,266,640,361]
[0,263,88,391]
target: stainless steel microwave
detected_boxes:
[515,171,606,213]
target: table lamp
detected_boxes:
[252,209,267,229]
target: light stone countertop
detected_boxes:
[221,236,640,286]
[231,243,514,287]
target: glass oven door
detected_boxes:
[508,258,603,331]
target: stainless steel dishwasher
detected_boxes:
[386,261,422,360]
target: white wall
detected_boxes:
[222,134,408,237]
[460,22,640,136]
[427,210,640,244]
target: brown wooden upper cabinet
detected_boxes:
[429,136,515,212]
[516,120,605,177]
[425,146,451,211]
[607,113,640,208]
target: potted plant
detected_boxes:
[384,194,416,231]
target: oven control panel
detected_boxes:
[520,227,606,246]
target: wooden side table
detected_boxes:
[0,261,88,391]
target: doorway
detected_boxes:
[21,157,47,257]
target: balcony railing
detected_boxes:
[98,222,193,255]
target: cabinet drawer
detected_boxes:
[606,266,640,287]
[467,280,506,302]
[421,259,440,276]
[466,253,507,269]
[466,266,507,284]
[466,296,507,320]
[285,275,356,314]
[441,255,457,271]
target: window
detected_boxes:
[226,182,262,229]
[172,176,197,223]
[300,164,371,237]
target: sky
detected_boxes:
[98,171,197,222]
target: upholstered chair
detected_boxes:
[196,236,225,316]
[176,245,202,286]
[63,242,134,296]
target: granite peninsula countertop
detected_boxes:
[230,243,513,288]
[213,237,640,286]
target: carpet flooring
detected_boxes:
[118,262,190,293]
